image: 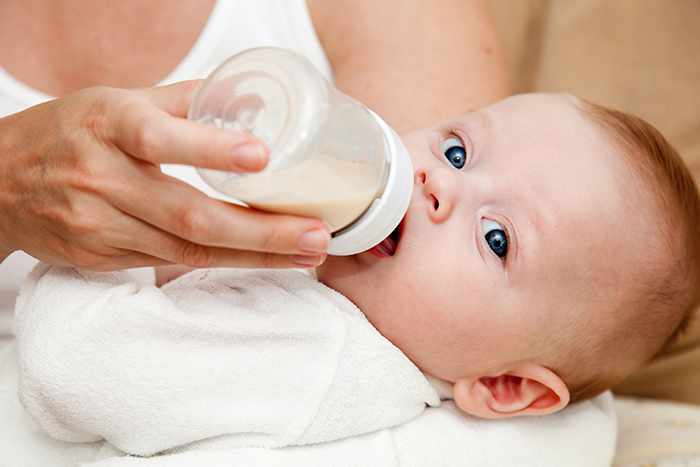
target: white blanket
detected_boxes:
[0,337,617,467]
[83,397,618,467]
[13,265,439,457]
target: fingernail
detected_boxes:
[298,229,330,253]
[233,143,266,171]
[292,254,325,267]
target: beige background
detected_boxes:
[487,0,700,404]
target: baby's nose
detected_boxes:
[415,166,454,223]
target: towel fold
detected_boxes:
[13,264,439,457]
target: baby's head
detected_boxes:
[316,93,700,419]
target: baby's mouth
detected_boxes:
[373,221,402,257]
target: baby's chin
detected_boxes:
[314,257,376,313]
[314,258,353,297]
[314,255,353,286]
[312,257,331,284]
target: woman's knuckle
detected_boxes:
[65,204,103,236]
[133,118,164,161]
[174,203,214,243]
[177,242,214,268]
[259,223,290,252]
[258,252,281,269]
[65,246,101,269]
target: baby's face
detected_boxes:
[316,94,628,383]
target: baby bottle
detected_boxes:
[163,47,413,255]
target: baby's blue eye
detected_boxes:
[482,219,508,259]
[442,137,466,169]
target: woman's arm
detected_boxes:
[308,0,510,134]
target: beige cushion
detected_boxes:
[613,396,700,464]
[487,0,700,404]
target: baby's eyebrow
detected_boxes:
[460,108,492,127]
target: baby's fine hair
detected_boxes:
[565,98,700,403]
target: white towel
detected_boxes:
[13,264,439,457]
[1,336,618,467]
[79,396,617,467]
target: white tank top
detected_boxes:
[0,0,332,337]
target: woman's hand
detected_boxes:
[0,81,330,270]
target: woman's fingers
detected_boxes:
[109,166,330,253]
[111,83,269,173]
[133,80,202,119]
[17,191,328,271]
[65,162,332,268]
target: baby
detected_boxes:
[13,93,700,456]
[317,92,700,417]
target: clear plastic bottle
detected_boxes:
[162,47,413,255]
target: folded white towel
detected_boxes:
[13,264,439,457]
[80,396,619,467]
[1,336,618,467]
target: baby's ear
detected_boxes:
[452,364,570,419]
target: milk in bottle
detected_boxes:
[162,47,413,255]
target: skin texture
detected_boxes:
[308,0,510,133]
[316,94,636,418]
[0,0,508,271]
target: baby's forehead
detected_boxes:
[468,94,612,154]
[514,165,640,300]
[529,192,655,316]
[479,92,582,118]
